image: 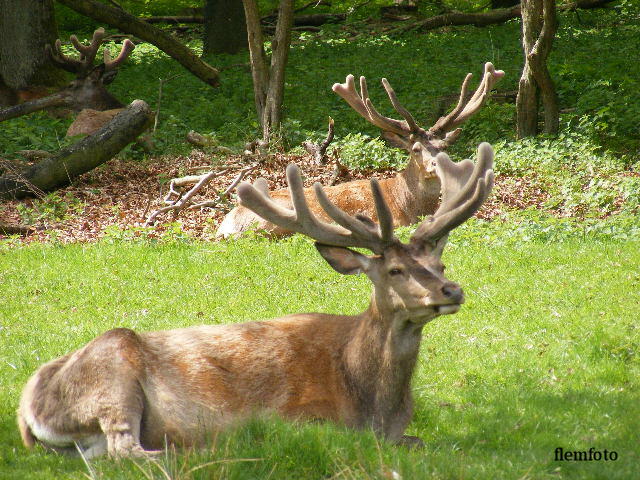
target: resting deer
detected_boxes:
[0,28,134,124]
[216,63,503,238]
[18,143,494,457]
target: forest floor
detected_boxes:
[0,150,549,243]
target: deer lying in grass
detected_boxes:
[216,62,502,238]
[18,143,494,458]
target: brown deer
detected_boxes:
[18,143,494,457]
[215,62,503,238]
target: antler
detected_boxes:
[47,28,134,78]
[332,63,503,151]
[411,142,495,244]
[332,74,423,138]
[429,62,505,140]
[236,164,396,254]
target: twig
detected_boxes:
[302,117,334,165]
[144,165,257,225]
[189,165,256,210]
[154,75,182,133]
[145,170,222,226]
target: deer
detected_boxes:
[0,28,134,126]
[18,143,494,458]
[215,62,503,238]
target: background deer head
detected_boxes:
[333,62,504,177]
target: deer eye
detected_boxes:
[388,268,403,276]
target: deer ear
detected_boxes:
[315,244,370,275]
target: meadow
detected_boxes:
[1,227,638,479]
[1,3,639,479]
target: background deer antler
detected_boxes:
[46,28,135,82]
[332,62,504,153]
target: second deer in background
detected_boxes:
[216,62,503,238]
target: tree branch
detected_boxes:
[55,0,220,87]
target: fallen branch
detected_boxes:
[141,13,345,28]
[56,0,220,87]
[0,100,153,199]
[144,165,257,226]
[0,223,35,236]
[390,0,615,34]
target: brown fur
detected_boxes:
[216,155,441,238]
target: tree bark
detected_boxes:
[0,0,66,101]
[516,0,558,138]
[56,0,220,87]
[242,0,294,141]
[263,0,294,140]
[0,99,152,199]
[203,0,247,55]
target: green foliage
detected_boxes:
[0,113,71,154]
[5,5,639,164]
[334,133,406,169]
[16,192,84,226]
[493,133,639,217]
[1,230,639,479]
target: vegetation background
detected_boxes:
[0,0,638,478]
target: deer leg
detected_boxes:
[100,410,144,457]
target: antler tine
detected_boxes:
[104,39,135,72]
[237,164,395,253]
[429,63,504,137]
[381,78,420,133]
[69,28,105,67]
[411,143,495,244]
[46,28,111,77]
[333,75,420,137]
[332,75,371,122]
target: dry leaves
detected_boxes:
[0,151,548,243]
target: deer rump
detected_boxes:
[18,316,359,457]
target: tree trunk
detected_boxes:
[242,0,294,141]
[203,0,247,55]
[56,0,220,87]
[0,100,152,199]
[516,0,558,138]
[263,0,294,140]
[0,0,66,103]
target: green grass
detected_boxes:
[1,228,638,479]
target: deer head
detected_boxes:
[332,63,504,179]
[237,142,494,324]
[46,28,135,111]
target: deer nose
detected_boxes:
[441,283,463,303]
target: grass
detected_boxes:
[0,228,638,479]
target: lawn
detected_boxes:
[1,230,638,479]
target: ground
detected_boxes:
[0,149,549,243]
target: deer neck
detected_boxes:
[394,155,441,223]
[342,291,423,433]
